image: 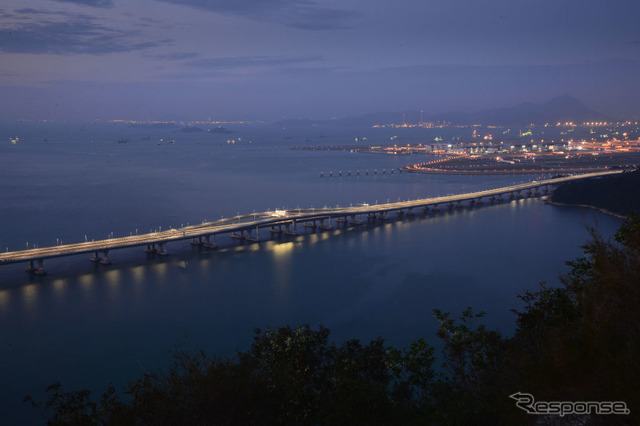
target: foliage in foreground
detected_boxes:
[27,214,640,425]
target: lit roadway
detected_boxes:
[0,170,624,270]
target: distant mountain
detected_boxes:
[454,95,611,125]
[274,95,612,127]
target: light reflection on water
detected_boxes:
[21,284,39,312]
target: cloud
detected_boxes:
[0,12,171,55]
[285,6,360,30]
[186,54,324,70]
[49,0,114,8]
[146,52,202,61]
[154,0,360,30]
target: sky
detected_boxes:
[0,0,639,122]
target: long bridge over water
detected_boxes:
[0,171,623,275]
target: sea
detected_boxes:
[0,122,622,424]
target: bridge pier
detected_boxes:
[231,230,244,240]
[336,216,348,225]
[456,201,463,208]
[157,242,168,256]
[190,236,202,246]
[406,207,414,216]
[396,209,404,216]
[90,251,102,262]
[203,235,217,248]
[377,211,387,221]
[367,212,376,221]
[246,227,260,242]
[145,244,156,253]
[284,220,297,236]
[318,218,332,230]
[100,250,111,265]
[27,259,47,275]
[270,224,283,234]
[448,202,454,209]
[476,197,483,205]
[349,214,363,225]
[303,220,317,230]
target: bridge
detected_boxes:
[0,170,623,275]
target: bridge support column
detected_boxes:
[396,209,404,216]
[456,201,463,208]
[406,207,414,216]
[145,244,155,253]
[25,260,35,272]
[157,243,168,256]
[90,251,102,262]
[33,259,46,275]
[231,230,244,240]
[284,220,297,236]
[303,220,317,230]
[246,227,260,242]
[367,213,376,221]
[336,216,347,224]
[476,198,483,205]
[100,250,111,265]
[448,202,454,209]
[270,224,283,234]
[190,236,202,246]
[349,214,363,225]
[319,218,332,230]
[377,211,387,221]
[203,235,217,248]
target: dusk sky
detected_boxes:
[1,0,639,122]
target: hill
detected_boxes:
[275,95,612,127]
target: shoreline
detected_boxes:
[545,199,628,219]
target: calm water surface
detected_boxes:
[0,123,621,424]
